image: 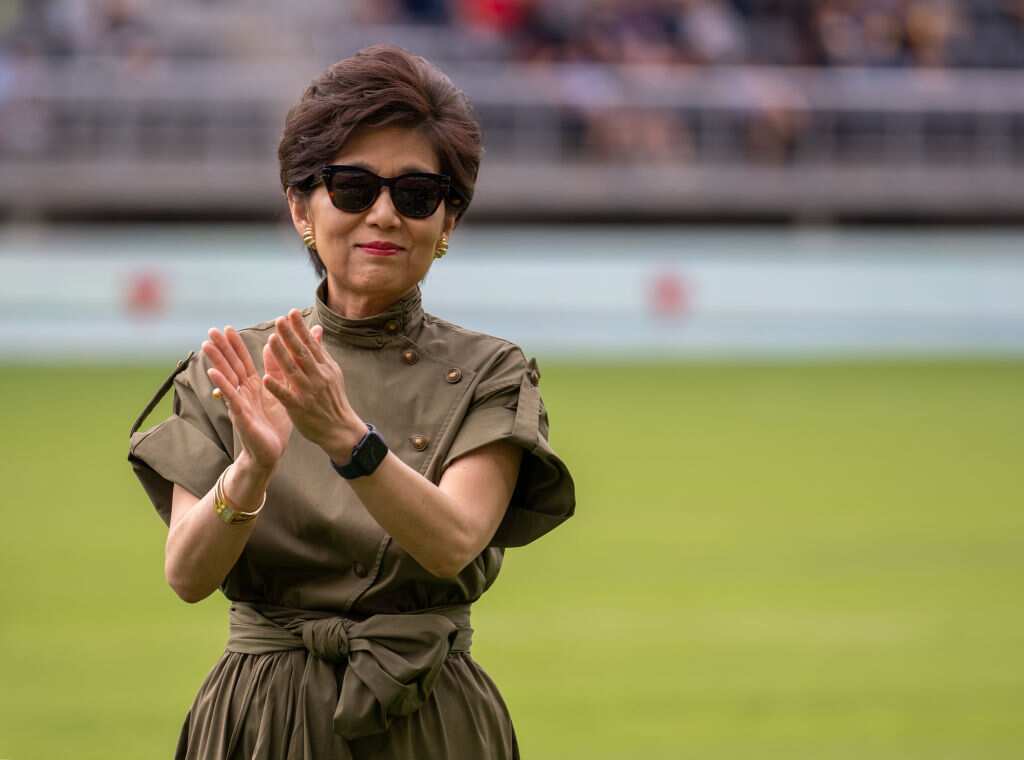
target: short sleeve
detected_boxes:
[441,349,575,548]
[127,351,234,526]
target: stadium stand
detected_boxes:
[2,0,1024,220]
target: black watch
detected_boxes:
[331,423,389,479]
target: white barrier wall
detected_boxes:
[1,225,1022,361]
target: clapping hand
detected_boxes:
[203,326,292,471]
[262,309,366,461]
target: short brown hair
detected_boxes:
[278,45,483,277]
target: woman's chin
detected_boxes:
[333,270,411,300]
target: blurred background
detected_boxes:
[1,1,1022,758]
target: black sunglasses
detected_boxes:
[310,165,466,219]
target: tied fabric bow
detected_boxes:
[225,601,468,758]
[298,612,458,737]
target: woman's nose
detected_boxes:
[365,186,400,226]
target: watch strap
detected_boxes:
[331,423,387,479]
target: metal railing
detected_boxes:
[3,57,1024,219]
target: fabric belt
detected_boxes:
[222,601,473,758]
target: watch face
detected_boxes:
[355,430,389,474]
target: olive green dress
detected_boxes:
[127,279,576,760]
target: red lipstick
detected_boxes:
[358,240,403,255]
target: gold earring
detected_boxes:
[302,225,317,253]
[433,234,449,260]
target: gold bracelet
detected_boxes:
[213,467,267,525]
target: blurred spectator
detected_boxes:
[582,105,695,163]
[4,0,158,60]
[742,73,812,163]
[903,0,962,67]
[678,0,747,64]
[402,0,452,25]
[350,0,405,26]
[814,0,907,66]
[90,0,158,62]
[455,0,530,39]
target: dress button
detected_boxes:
[352,561,368,578]
[411,434,429,451]
[384,319,400,334]
[402,349,419,365]
[445,367,462,384]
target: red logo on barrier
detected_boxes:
[125,271,166,316]
[650,271,689,318]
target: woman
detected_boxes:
[127,44,575,760]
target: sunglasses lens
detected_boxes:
[327,171,379,212]
[393,176,444,218]
[322,168,446,218]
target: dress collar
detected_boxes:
[312,278,424,349]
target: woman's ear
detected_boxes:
[443,211,458,238]
[286,187,312,237]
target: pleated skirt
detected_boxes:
[173,649,520,759]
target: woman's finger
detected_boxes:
[209,327,248,381]
[263,341,284,378]
[275,316,315,372]
[202,338,240,387]
[263,372,301,408]
[307,322,330,361]
[225,326,257,378]
[267,333,309,389]
[309,325,329,359]
[288,309,323,357]
[207,367,246,410]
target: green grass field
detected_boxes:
[1,360,1022,759]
